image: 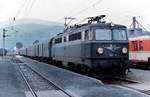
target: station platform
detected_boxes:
[17,56,150,97]
[125,69,150,91]
[0,57,26,97]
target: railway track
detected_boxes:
[13,56,150,96]
[17,63,73,97]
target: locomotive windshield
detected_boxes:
[113,29,127,40]
[95,29,111,40]
[95,29,127,40]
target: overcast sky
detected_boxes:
[0,0,150,29]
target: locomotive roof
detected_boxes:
[66,22,126,31]
[55,22,126,37]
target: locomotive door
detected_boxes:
[37,45,39,57]
[63,36,67,59]
[25,48,27,56]
[34,46,36,56]
[131,41,138,59]
[49,40,52,58]
[81,29,90,58]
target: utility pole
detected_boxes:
[3,29,6,57]
[133,17,136,30]
[2,29,9,57]
[2,18,16,57]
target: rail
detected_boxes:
[18,63,74,97]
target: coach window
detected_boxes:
[78,32,81,40]
[69,34,72,41]
[133,41,138,51]
[84,30,89,40]
[139,41,143,51]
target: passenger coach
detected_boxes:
[129,33,150,67]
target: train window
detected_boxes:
[132,41,138,51]
[113,29,127,40]
[69,34,73,41]
[95,29,111,40]
[84,30,89,40]
[55,37,62,44]
[78,32,81,39]
[64,37,66,42]
[139,41,143,51]
[69,32,81,41]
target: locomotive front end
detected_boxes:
[83,23,129,74]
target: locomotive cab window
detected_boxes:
[113,29,127,40]
[94,28,127,41]
[95,29,111,40]
[84,30,90,40]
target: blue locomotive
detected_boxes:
[19,15,130,75]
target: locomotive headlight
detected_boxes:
[97,48,104,54]
[122,48,128,54]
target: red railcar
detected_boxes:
[129,33,150,66]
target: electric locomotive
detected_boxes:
[51,15,129,74]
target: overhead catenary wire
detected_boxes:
[138,17,150,31]
[57,0,105,26]
[4,0,28,32]
[136,21,148,31]
[2,0,30,41]
[0,0,37,51]
[24,0,37,18]
[8,0,30,30]
[13,0,37,21]
[129,16,148,31]
[75,17,88,24]
[72,0,150,31]
[13,0,37,37]
[70,0,104,18]
[14,0,28,19]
